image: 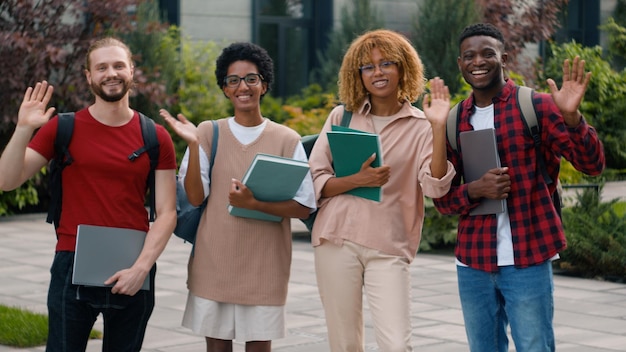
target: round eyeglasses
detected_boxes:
[359,61,398,76]
[223,73,264,88]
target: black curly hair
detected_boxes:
[214,42,274,96]
[458,23,505,48]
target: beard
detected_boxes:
[90,79,131,102]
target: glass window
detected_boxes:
[254,0,331,98]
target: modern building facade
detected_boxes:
[159,0,422,97]
[160,0,618,98]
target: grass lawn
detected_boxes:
[0,305,101,348]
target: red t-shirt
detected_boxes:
[28,108,177,252]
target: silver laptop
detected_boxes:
[72,224,150,290]
[460,128,506,216]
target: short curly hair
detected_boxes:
[214,42,274,97]
[458,23,505,48]
[338,29,425,112]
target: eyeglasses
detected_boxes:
[359,61,398,75]
[223,73,264,88]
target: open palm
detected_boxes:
[18,81,56,129]
[547,56,591,124]
[160,109,199,144]
[423,77,451,127]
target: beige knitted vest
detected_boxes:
[188,118,300,305]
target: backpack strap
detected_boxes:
[129,113,159,163]
[517,86,553,185]
[46,112,75,228]
[446,100,463,151]
[340,106,352,127]
[195,120,219,208]
[131,113,160,221]
[207,120,218,180]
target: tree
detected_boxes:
[412,0,481,95]
[0,0,171,139]
[120,0,179,122]
[164,37,233,161]
[615,0,626,26]
[479,0,569,82]
[0,0,172,214]
[310,0,385,92]
[602,0,626,70]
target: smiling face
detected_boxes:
[360,47,401,102]
[85,45,134,103]
[222,60,267,116]
[458,35,507,98]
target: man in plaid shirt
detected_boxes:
[433,23,605,352]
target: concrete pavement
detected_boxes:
[1,204,625,351]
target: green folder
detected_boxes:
[228,153,310,222]
[327,126,383,202]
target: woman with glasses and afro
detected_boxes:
[308,29,456,351]
[160,42,316,352]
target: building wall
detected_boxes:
[180,0,252,43]
[176,0,617,96]
[178,0,424,43]
[179,0,617,46]
[332,0,420,34]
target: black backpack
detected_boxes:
[446,86,561,217]
[300,107,353,231]
[46,112,160,228]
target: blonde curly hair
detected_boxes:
[338,29,425,111]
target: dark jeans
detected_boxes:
[46,251,156,352]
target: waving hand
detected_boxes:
[19,81,56,129]
[546,56,591,127]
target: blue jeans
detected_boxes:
[457,262,555,352]
[46,251,155,352]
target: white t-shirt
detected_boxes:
[455,105,515,267]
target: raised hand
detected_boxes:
[18,81,56,129]
[160,109,199,144]
[423,77,451,128]
[546,56,591,126]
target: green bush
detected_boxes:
[0,171,43,216]
[558,186,626,281]
[281,84,338,137]
[420,199,458,252]
[537,41,626,171]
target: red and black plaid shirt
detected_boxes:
[433,80,605,272]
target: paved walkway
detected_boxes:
[1,181,625,351]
